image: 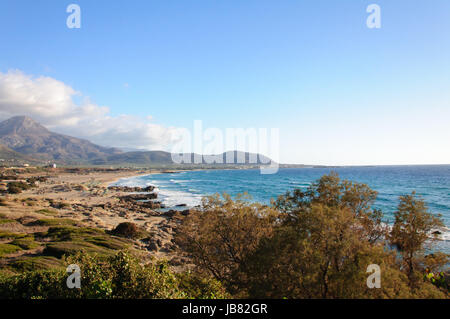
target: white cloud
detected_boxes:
[0,70,180,150]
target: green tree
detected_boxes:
[274,173,386,243]
[389,192,445,288]
[175,193,277,294]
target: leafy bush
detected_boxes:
[177,272,229,299]
[111,222,144,239]
[7,186,22,194]
[7,181,32,194]
[0,251,228,299]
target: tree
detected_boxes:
[389,192,445,288]
[240,204,413,298]
[175,193,277,294]
[274,173,387,243]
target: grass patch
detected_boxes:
[0,243,22,257]
[84,236,131,250]
[41,226,131,258]
[35,218,79,227]
[35,209,58,216]
[43,241,112,258]
[0,232,26,239]
[44,226,103,241]
[11,236,40,250]
[9,256,63,272]
[0,213,16,224]
[0,219,17,225]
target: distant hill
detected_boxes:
[0,116,122,164]
[0,116,273,167]
[0,143,38,164]
[92,150,272,166]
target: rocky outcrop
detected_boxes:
[119,193,158,202]
[107,185,155,192]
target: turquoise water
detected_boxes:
[113,165,450,251]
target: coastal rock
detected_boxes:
[108,185,155,192]
[119,193,157,202]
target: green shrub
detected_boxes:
[7,186,22,194]
[7,181,31,194]
[177,272,229,299]
[110,222,146,239]
[0,252,186,299]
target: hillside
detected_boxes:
[0,143,42,165]
[0,116,122,164]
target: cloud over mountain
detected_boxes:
[0,70,179,150]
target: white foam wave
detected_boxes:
[157,188,202,207]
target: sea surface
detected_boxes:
[112,165,450,252]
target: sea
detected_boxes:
[112,165,450,252]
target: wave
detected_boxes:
[157,188,202,207]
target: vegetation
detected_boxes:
[389,193,446,289]
[0,252,228,299]
[7,181,33,194]
[110,222,147,239]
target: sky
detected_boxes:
[0,0,449,165]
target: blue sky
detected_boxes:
[0,0,449,165]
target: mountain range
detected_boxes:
[0,116,272,167]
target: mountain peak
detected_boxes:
[0,115,49,135]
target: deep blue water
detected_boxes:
[113,165,450,250]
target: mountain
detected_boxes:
[0,116,122,164]
[0,116,273,166]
